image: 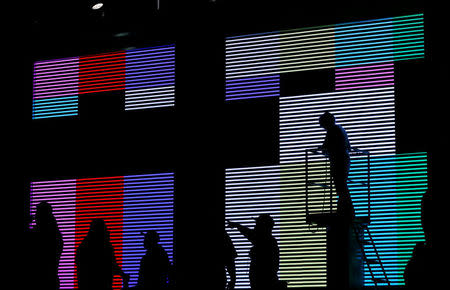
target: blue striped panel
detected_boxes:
[123,173,175,288]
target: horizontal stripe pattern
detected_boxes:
[226,165,327,288]
[225,26,336,79]
[334,14,424,67]
[335,62,394,91]
[32,45,175,119]
[226,153,427,288]
[123,173,174,287]
[225,74,280,101]
[279,87,396,164]
[30,179,77,289]
[224,14,424,101]
[125,46,175,110]
[349,153,427,285]
[33,57,79,119]
[30,173,174,289]
[75,176,124,289]
[79,51,126,95]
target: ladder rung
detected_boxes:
[361,239,372,245]
[372,277,389,284]
[365,258,379,265]
[348,179,368,186]
[307,181,331,189]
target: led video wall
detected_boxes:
[32,44,175,119]
[225,14,426,287]
[30,173,174,289]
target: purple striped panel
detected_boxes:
[30,179,77,289]
[226,74,280,101]
[33,57,79,99]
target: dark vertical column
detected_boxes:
[173,2,224,289]
[327,219,363,289]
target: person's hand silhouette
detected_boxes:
[226,219,239,229]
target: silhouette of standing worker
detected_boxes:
[227,214,284,290]
[76,218,129,290]
[134,230,171,290]
[318,111,354,217]
[30,201,63,289]
[224,230,237,290]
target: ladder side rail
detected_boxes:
[352,225,378,287]
[305,149,309,217]
[366,227,391,286]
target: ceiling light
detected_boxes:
[92,2,104,10]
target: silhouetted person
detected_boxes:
[224,230,237,290]
[318,112,354,217]
[404,190,434,288]
[76,218,129,290]
[30,201,63,289]
[227,214,285,290]
[134,230,171,290]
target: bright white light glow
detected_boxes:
[92,3,103,10]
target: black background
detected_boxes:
[6,0,448,288]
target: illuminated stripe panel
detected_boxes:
[225,14,423,80]
[30,173,174,289]
[225,26,335,79]
[352,153,427,286]
[335,62,394,91]
[123,173,174,287]
[75,176,124,290]
[125,46,175,110]
[32,96,79,119]
[225,74,280,101]
[334,14,424,67]
[32,45,175,119]
[279,87,396,164]
[226,165,327,289]
[79,51,126,94]
[30,180,77,289]
[33,57,79,119]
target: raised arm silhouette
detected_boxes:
[227,214,286,290]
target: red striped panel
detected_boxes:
[79,51,126,95]
[75,176,124,290]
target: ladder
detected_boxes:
[352,218,390,287]
[305,147,390,287]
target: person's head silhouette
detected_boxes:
[319,111,335,129]
[86,218,110,245]
[35,201,55,229]
[254,214,274,236]
[144,230,160,250]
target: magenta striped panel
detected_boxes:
[335,62,394,91]
[30,179,77,289]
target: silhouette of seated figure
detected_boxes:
[318,111,354,218]
[30,201,63,290]
[227,214,286,290]
[76,218,129,290]
[134,230,171,290]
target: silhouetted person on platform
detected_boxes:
[224,230,237,290]
[134,230,171,290]
[404,190,434,288]
[227,214,286,290]
[318,112,354,218]
[30,201,63,289]
[76,218,129,290]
